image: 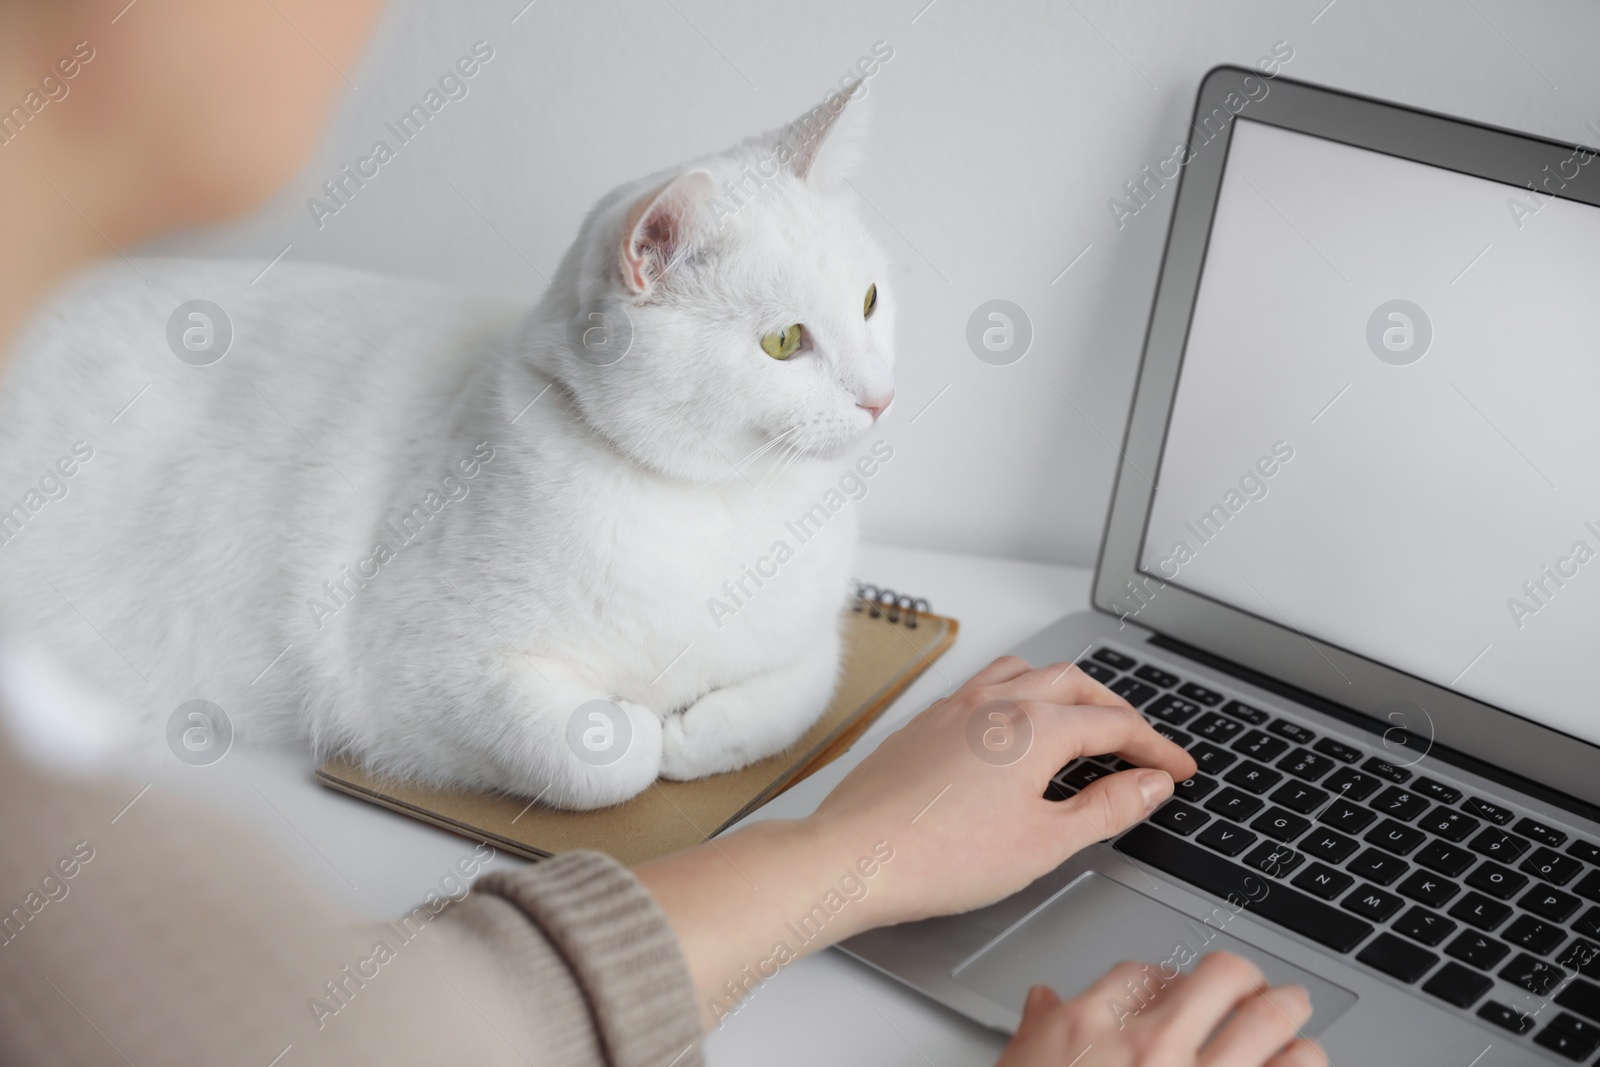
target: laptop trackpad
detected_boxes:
[952,872,1358,1037]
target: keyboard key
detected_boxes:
[1422,961,1492,1007]
[1416,839,1476,878]
[1394,905,1456,946]
[1551,1012,1600,1044]
[1500,952,1567,997]
[1464,861,1528,900]
[1231,731,1289,762]
[1269,781,1329,816]
[1575,870,1600,905]
[1447,930,1510,969]
[1151,800,1210,836]
[1358,931,1438,983]
[1522,884,1582,923]
[1477,1000,1534,1034]
[1110,676,1158,708]
[1319,799,1376,834]
[1361,757,1412,783]
[1470,828,1533,863]
[1576,906,1600,940]
[1323,768,1381,802]
[1244,842,1303,878]
[1299,827,1359,864]
[1196,819,1257,857]
[1540,1015,1600,1061]
[1251,807,1311,843]
[1449,892,1513,931]
[1277,748,1335,782]
[1175,773,1219,802]
[1220,699,1269,725]
[1189,713,1244,744]
[1463,796,1514,825]
[1152,723,1193,747]
[1147,694,1203,725]
[1371,787,1429,822]
[1267,719,1315,745]
[1044,778,1077,801]
[1569,840,1600,865]
[1292,863,1354,900]
[1343,884,1405,922]
[1365,819,1427,856]
[1398,870,1460,909]
[1416,806,1479,843]
[1411,777,1463,804]
[1313,737,1362,763]
[1060,762,1114,790]
[1557,939,1600,979]
[1516,817,1568,848]
[1091,647,1137,671]
[1224,760,1282,795]
[1114,824,1375,952]
[1348,849,1409,886]
[1177,681,1222,706]
[1134,665,1179,689]
[1205,788,1265,822]
[1534,1025,1596,1061]
[1522,847,1583,886]
[1554,977,1600,1025]
[1188,741,1237,775]
[1504,914,1567,955]
[1076,660,1118,685]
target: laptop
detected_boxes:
[838,68,1600,1064]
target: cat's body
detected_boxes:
[0,94,894,807]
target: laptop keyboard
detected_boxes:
[1050,644,1600,1062]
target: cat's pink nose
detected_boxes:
[858,391,894,421]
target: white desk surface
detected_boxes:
[143,542,1095,1066]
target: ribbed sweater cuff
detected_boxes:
[479,851,703,1067]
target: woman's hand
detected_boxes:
[810,654,1197,929]
[995,952,1324,1067]
[636,654,1198,1030]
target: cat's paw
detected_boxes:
[547,698,664,808]
[659,688,766,781]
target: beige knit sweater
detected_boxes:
[0,738,704,1067]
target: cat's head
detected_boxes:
[545,89,894,483]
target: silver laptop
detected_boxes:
[841,68,1600,1065]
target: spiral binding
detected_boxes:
[852,583,930,629]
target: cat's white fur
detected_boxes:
[0,94,894,809]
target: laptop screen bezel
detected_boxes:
[1094,65,1600,807]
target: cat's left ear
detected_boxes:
[619,169,715,297]
[782,85,870,191]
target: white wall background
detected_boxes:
[150,0,1600,565]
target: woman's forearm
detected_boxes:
[633,817,895,1030]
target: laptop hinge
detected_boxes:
[1146,630,1600,826]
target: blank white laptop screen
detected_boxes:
[1141,117,1600,746]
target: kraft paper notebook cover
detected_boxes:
[317,587,957,866]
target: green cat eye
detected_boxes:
[864,283,878,319]
[761,324,804,360]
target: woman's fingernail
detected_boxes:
[1025,985,1046,1011]
[1138,770,1173,812]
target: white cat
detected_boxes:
[0,93,895,809]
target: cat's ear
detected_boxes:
[782,87,870,190]
[619,169,715,297]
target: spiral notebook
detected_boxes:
[316,586,957,866]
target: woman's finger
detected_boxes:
[1266,1038,1327,1067]
[1026,700,1197,781]
[1057,767,1174,851]
[1197,983,1311,1067]
[1144,952,1268,1051]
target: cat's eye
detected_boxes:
[863,283,878,319]
[761,324,804,360]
